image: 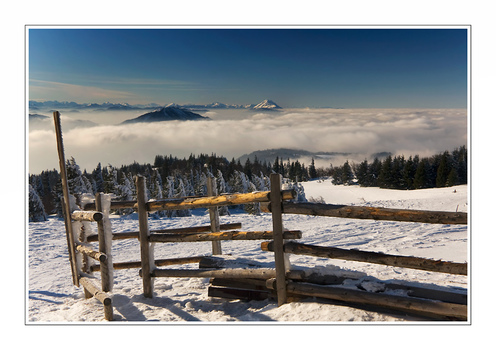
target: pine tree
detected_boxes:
[436,151,452,187]
[243,158,253,180]
[378,155,393,188]
[66,157,91,195]
[342,160,354,185]
[165,176,176,218]
[391,156,404,189]
[103,165,118,194]
[309,158,318,179]
[92,162,105,193]
[29,184,48,222]
[215,170,230,216]
[368,158,382,187]
[175,178,191,217]
[402,156,416,189]
[413,158,429,189]
[273,156,281,175]
[355,159,369,186]
[446,167,460,187]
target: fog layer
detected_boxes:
[28,108,467,173]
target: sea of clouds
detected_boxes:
[28,108,467,174]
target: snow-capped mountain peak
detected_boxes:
[252,99,282,109]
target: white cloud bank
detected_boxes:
[28,108,467,173]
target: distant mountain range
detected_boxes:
[120,106,210,124]
[29,99,283,111]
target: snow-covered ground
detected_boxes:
[27,180,469,324]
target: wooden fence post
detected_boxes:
[136,176,153,298]
[95,192,112,292]
[207,177,222,255]
[270,173,287,306]
[53,111,79,287]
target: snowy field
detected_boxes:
[27,180,469,324]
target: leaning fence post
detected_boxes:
[270,173,287,306]
[136,175,153,298]
[207,177,222,255]
[53,111,79,287]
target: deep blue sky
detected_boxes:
[28,27,468,108]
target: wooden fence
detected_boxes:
[52,110,468,321]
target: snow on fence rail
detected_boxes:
[52,110,468,321]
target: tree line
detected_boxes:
[28,146,467,222]
[329,146,468,189]
[29,153,307,222]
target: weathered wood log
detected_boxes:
[86,223,243,242]
[270,174,288,306]
[146,189,296,212]
[210,277,271,291]
[276,202,467,225]
[285,270,467,305]
[91,256,206,271]
[71,210,103,222]
[136,176,153,298]
[147,268,277,279]
[261,241,467,275]
[76,243,107,263]
[266,280,467,320]
[79,277,113,321]
[149,230,302,243]
[53,111,79,286]
[384,283,467,305]
[199,256,268,269]
[208,286,273,301]
[207,177,222,255]
[84,200,136,211]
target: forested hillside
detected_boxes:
[28,146,467,221]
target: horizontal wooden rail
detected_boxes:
[144,268,278,279]
[84,200,136,210]
[71,210,103,222]
[86,222,243,242]
[149,230,302,243]
[266,279,467,320]
[147,190,295,212]
[91,256,206,271]
[84,190,296,212]
[76,243,107,263]
[79,277,113,321]
[261,241,467,275]
[267,202,467,225]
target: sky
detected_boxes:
[28,27,468,108]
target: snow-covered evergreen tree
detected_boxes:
[215,170,230,216]
[93,162,105,193]
[103,165,118,194]
[283,179,307,203]
[29,184,47,222]
[149,169,166,217]
[216,169,229,194]
[65,157,93,207]
[114,173,134,215]
[175,177,191,217]
[165,176,176,218]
